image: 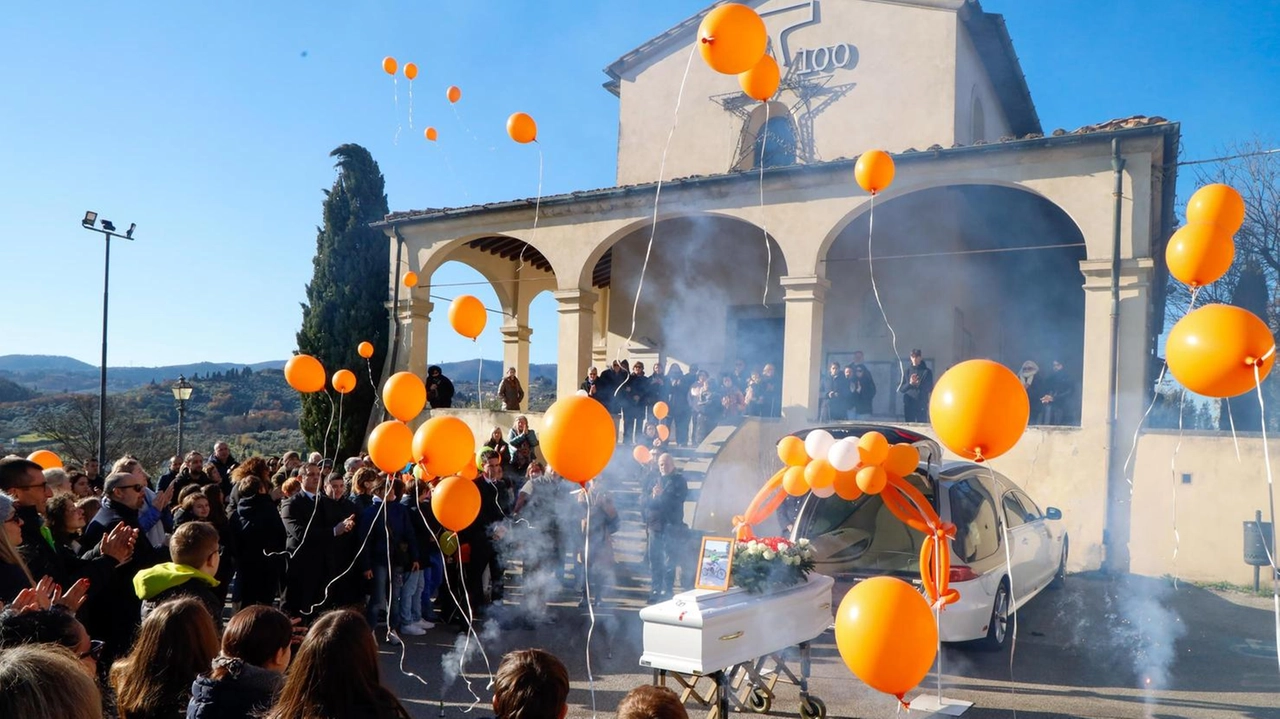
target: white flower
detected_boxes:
[798,538,811,547]
[763,550,776,561]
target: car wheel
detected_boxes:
[1050,541,1068,590]
[978,580,1011,651]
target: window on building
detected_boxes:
[971,94,986,144]
[753,116,798,168]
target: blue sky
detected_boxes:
[1,1,1277,369]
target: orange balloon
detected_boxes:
[1166,222,1234,287]
[657,425,671,441]
[856,465,887,495]
[402,271,418,288]
[357,341,374,359]
[777,436,808,467]
[27,450,62,470]
[804,458,836,489]
[697,3,768,75]
[835,576,938,699]
[1186,183,1245,235]
[412,415,475,478]
[652,401,669,420]
[929,359,1029,462]
[382,371,427,422]
[446,85,461,103]
[368,420,413,473]
[432,475,481,532]
[781,465,809,496]
[403,62,418,80]
[855,149,895,194]
[382,56,397,75]
[883,443,920,477]
[507,112,537,144]
[1167,304,1275,398]
[833,468,863,501]
[541,395,617,483]
[285,355,326,393]
[856,431,889,466]
[424,127,438,142]
[332,369,356,395]
[448,295,487,340]
[457,460,479,481]
[738,54,780,101]
[633,445,652,465]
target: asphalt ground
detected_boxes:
[376,567,1280,719]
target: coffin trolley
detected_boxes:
[639,574,833,718]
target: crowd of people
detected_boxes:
[0,436,682,719]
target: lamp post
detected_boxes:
[79,211,136,471]
[172,375,193,458]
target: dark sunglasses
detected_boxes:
[80,639,104,660]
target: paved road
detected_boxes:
[377,568,1280,719]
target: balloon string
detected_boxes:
[335,392,344,466]
[477,345,484,409]
[382,479,429,687]
[393,78,401,145]
[321,391,336,469]
[297,487,387,617]
[988,463,1020,719]
[1251,360,1280,677]
[621,43,697,364]
[1226,400,1242,462]
[366,359,382,411]
[514,146,544,281]
[407,80,414,130]
[583,490,598,719]
[759,102,771,308]
[1122,287,1200,491]
[451,103,486,150]
[866,194,906,395]
[1170,387,1186,587]
[415,501,487,710]
[265,396,336,560]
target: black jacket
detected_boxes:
[280,492,325,614]
[187,658,282,719]
[209,456,238,495]
[460,479,510,547]
[79,499,169,658]
[426,366,455,408]
[642,470,688,530]
[898,362,935,401]
[17,504,116,592]
[229,493,286,574]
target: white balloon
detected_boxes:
[575,389,589,397]
[827,438,861,472]
[812,484,836,498]
[804,429,835,461]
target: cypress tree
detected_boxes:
[296,144,390,460]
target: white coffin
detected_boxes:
[639,574,834,675]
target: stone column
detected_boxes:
[385,295,432,375]
[1081,257,1155,574]
[555,288,598,403]
[780,275,830,422]
[501,323,533,410]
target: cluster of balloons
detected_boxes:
[733,428,965,703]
[1164,184,1274,397]
[694,4,779,104]
[381,57,417,81]
[28,450,61,470]
[285,343,383,398]
[631,402,673,464]
[367,411,480,531]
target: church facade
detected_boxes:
[375,1,1260,584]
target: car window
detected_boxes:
[948,478,1000,563]
[1014,490,1043,519]
[1001,493,1028,527]
[800,471,935,575]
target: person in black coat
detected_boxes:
[228,474,286,608]
[665,365,691,446]
[186,605,292,719]
[426,365,455,409]
[850,362,877,419]
[279,463,334,619]
[1039,359,1076,426]
[78,471,169,667]
[460,451,511,617]
[641,453,687,602]
[620,362,650,445]
[898,350,934,423]
[581,367,601,404]
[320,471,363,610]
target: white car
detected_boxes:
[787,425,1068,650]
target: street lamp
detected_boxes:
[172,375,193,457]
[80,211,136,470]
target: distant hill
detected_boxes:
[0,377,38,403]
[433,360,557,383]
[0,355,288,395]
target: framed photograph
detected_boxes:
[695,536,736,592]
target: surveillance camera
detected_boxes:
[100,220,116,232]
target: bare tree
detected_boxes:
[31,394,175,471]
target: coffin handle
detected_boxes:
[719,631,745,641]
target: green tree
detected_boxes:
[296,144,390,461]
